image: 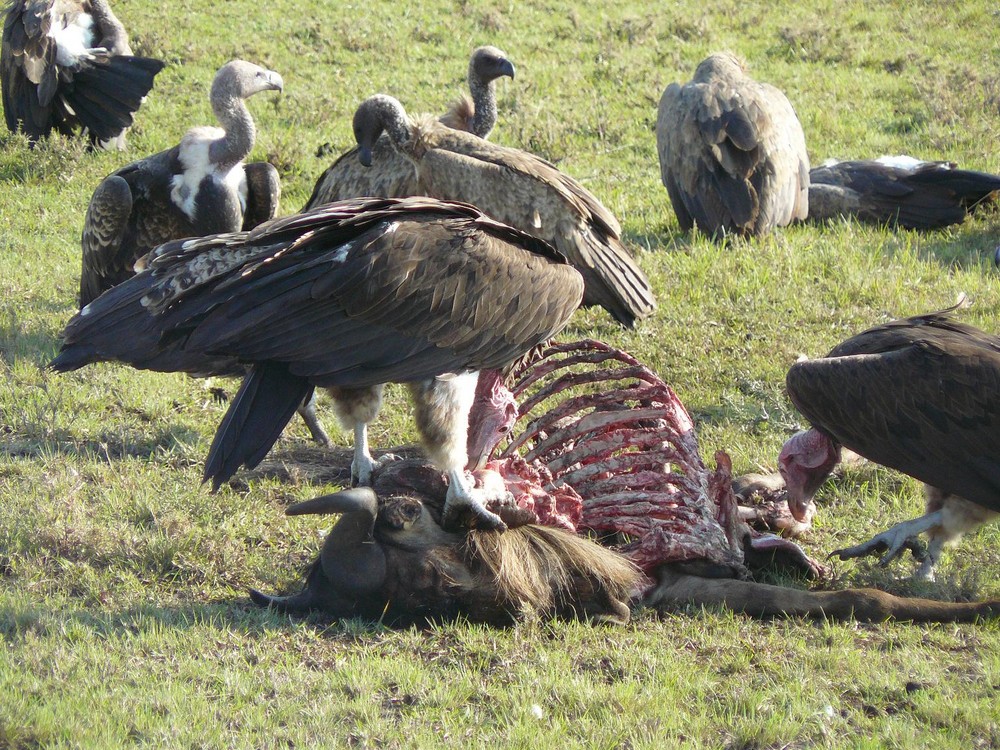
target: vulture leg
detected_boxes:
[410,374,507,532]
[832,510,942,568]
[328,385,386,486]
[296,393,332,447]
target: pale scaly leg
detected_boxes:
[328,385,395,487]
[832,510,943,567]
[410,373,507,532]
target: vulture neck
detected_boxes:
[209,93,256,170]
[89,0,129,52]
[378,99,414,153]
[468,74,497,139]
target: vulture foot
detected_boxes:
[443,476,508,532]
[352,452,403,488]
[831,521,933,568]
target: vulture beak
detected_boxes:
[358,145,374,168]
[258,70,284,93]
[499,59,516,80]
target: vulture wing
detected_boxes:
[1,0,163,143]
[786,314,1000,513]
[808,160,1000,229]
[2,0,59,139]
[143,197,583,388]
[302,139,420,210]
[241,161,280,231]
[79,174,134,307]
[410,123,654,327]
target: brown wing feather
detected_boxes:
[786,318,1000,512]
[80,173,133,306]
[405,121,653,327]
[242,161,280,231]
[2,0,58,137]
[303,138,420,210]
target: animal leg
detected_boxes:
[832,510,943,567]
[410,374,507,532]
[328,385,386,486]
[443,469,508,532]
[296,392,332,447]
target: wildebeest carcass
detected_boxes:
[254,339,1000,624]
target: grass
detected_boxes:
[2,0,1000,746]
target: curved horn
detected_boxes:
[289,488,387,597]
[286,487,378,516]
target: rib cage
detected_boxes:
[500,340,747,574]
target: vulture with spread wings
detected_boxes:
[1,0,163,147]
[53,197,585,532]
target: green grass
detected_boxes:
[2,0,1000,746]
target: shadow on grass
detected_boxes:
[0,426,204,463]
[0,299,74,370]
[0,597,392,644]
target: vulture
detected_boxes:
[349,94,656,328]
[1,0,164,148]
[78,59,283,308]
[52,197,585,531]
[304,45,515,210]
[807,156,1000,230]
[656,52,809,238]
[778,304,1000,579]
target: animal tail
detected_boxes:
[203,362,314,490]
[49,275,158,372]
[59,54,165,142]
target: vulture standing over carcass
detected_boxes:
[350,94,656,328]
[1,0,164,148]
[655,52,809,238]
[807,156,1000,230]
[304,46,515,210]
[52,197,585,531]
[778,304,1000,579]
[78,59,283,308]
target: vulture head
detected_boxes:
[353,94,411,167]
[470,45,516,84]
[210,59,284,118]
[693,51,746,83]
[778,428,841,524]
[466,369,518,471]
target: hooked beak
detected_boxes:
[499,59,516,80]
[358,145,373,167]
[259,70,284,93]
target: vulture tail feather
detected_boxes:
[204,362,313,491]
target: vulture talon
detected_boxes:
[353,453,403,488]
